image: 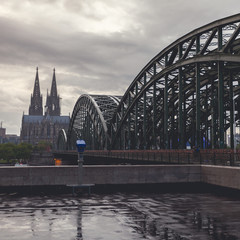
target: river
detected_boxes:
[0,186,240,239]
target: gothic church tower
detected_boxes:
[29,67,43,115]
[45,68,60,116]
[21,67,69,148]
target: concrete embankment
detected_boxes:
[0,165,200,186]
[201,165,240,190]
[0,165,239,191]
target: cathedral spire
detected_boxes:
[45,68,60,116]
[33,67,40,97]
[50,68,57,97]
[29,67,43,115]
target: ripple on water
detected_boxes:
[0,192,240,239]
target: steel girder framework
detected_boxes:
[57,14,240,151]
[110,14,240,150]
[66,94,121,150]
[56,129,67,150]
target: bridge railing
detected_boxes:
[84,149,240,166]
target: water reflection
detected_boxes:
[0,191,240,239]
[191,210,238,240]
[76,207,83,240]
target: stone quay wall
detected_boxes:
[0,164,239,191]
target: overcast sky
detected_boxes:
[0,0,239,135]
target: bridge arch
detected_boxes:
[110,14,240,150]
[57,129,67,150]
[61,14,240,151]
[67,94,121,150]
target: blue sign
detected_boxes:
[76,140,86,153]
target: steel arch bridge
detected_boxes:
[65,94,121,150]
[59,14,240,151]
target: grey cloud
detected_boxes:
[0,0,239,134]
[0,15,146,77]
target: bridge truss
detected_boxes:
[110,14,240,150]
[59,14,240,150]
[65,94,121,150]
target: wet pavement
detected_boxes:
[0,189,240,239]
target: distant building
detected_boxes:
[4,134,20,144]
[20,68,70,148]
[0,123,20,144]
[0,122,6,144]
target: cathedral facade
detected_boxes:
[20,68,70,148]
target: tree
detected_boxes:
[16,143,32,161]
[0,143,16,163]
[0,143,33,163]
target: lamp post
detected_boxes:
[76,140,86,185]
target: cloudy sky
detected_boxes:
[0,0,239,134]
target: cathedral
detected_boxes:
[20,68,70,148]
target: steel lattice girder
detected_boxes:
[110,13,240,150]
[57,129,68,150]
[67,94,121,150]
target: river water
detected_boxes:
[1,186,240,240]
